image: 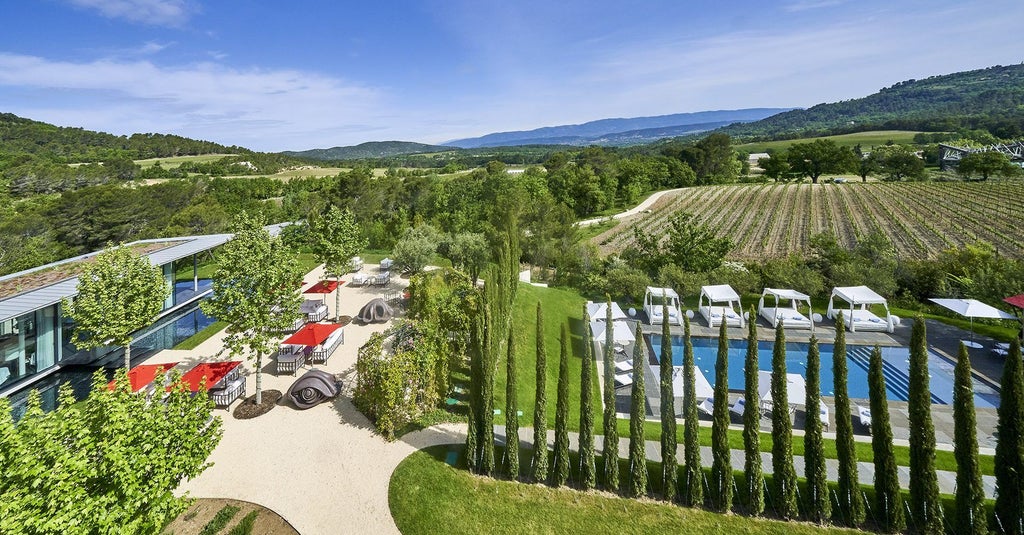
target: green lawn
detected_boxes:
[173,320,227,350]
[738,130,923,154]
[390,445,868,535]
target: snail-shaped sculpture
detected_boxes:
[288,369,342,409]
[357,297,394,323]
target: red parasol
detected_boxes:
[282,322,342,346]
[177,361,242,392]
[304,280,342,302]
[1004,294,1024,311]
[108,362,179,392]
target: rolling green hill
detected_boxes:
[283,141,452,160]
[719,64,1024,141]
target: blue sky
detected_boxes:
[1,0,1022,151]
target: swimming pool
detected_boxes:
[647,334,999,409]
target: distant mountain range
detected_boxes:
[282,141,450,160]
[718,64,1024,139]
[443,108,794,148]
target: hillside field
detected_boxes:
[736,130,922,154]
[593,181,1024,259]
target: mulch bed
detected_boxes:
[233,389,283,419]
[161,498,298,535]
[337,315,353,327]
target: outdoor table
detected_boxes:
[108,362,179,392]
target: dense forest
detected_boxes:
[718,64,1024,141]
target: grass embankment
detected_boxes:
[390,445,867,535]
[473,283,995,476]
[737,131,923,154]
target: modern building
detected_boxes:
[0,233,233,416]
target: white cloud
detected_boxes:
[0,53,389,150]
[66,0,193,27]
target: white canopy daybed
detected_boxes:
[758,288,814,330]
[826,285,895,333]
[644,286,682,326]
[698,284,744,328]
[586,300,628,321]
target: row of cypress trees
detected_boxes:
[470,283,1024,535]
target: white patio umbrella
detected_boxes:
[589,320,636,344]
[758,370,807,407]
[929,298,1016,346]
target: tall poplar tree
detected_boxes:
[869,345,905,533]
[710,320,733,512]
[995,339,1024,534]
[907,316,942,534]
[601,296,620,492]
[531,303,549,483]
[659,300,678,501]
[953,343,986,534]
[833,312,865,525]
[804,336,830,523]
[552,323,571,487]
[681,316,703,506]
[770,323,798,520]
[505,327,520,480]
[628,324,648,498]
[742,307,763,515]
[579,308,596,491]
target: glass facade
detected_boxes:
[0,305,59,389]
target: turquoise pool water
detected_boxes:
[647,334,999,409]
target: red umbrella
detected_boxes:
[1004,294,1024,311]
[108,362,179,392]
[282,322,341,346]
[304,280,342,303]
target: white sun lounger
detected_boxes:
[993,342,1011,357]
[730,397,746,418]
[698,397,714,417]
[857,404,872,431]
[614,360,633,373]
[819,404,830,432]
[614,372,633,387]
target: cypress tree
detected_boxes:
[833,312,865,525]
[995,338,1024,534]
[579,308,596,491]
[602,296,620,492]
[531,303,549,483]
[804,336,830,523]
[628,323,649,498]
[953,343,986,534]
[869,344,905,533]
[552,323,571,487]
[742,307,764,515]
[681,315,703,506]
[659,300,678,501]
[466,387,478,470]
[505,326,520,480]
[466,299,484,471]
[479,304,495,476]
[907,316,942,534]
[710,319,733,512]
[770,322,798,520]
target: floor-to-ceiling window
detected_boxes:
[0,304,59,388]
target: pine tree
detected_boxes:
[681,315,703,506]
[505,327,520,480]
[804,336,830,523]
[659,300,678,502]
[531,303,549,483]
[833,312,865,525]
[710,319,733,512]
[628,323,649,498]
[553,323,571,487]
[579,308,596,491]
[907,316,942,534]
[869,345,905,533]
[601,296,620,492]
[742,307,763,515]
[770,322,798,520]
[953,343,986,534]
[995,338,1024,534]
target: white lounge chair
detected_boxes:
[857,404,872,431]
[614,373,633,387]
[819,404,830,432]
[698,397,714,417]
[758,288,814,330]
[699,284,744,328]
[730,397,746,418]
[993,342,1011,357]
[614,360,633,373]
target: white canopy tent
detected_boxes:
[698,284,744,328]
[644,286,682,326]
[827,285,896,333]
[586,300,628,321]
[758,288,814,330]
[590,320,636,344]
[672,365,714,399]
